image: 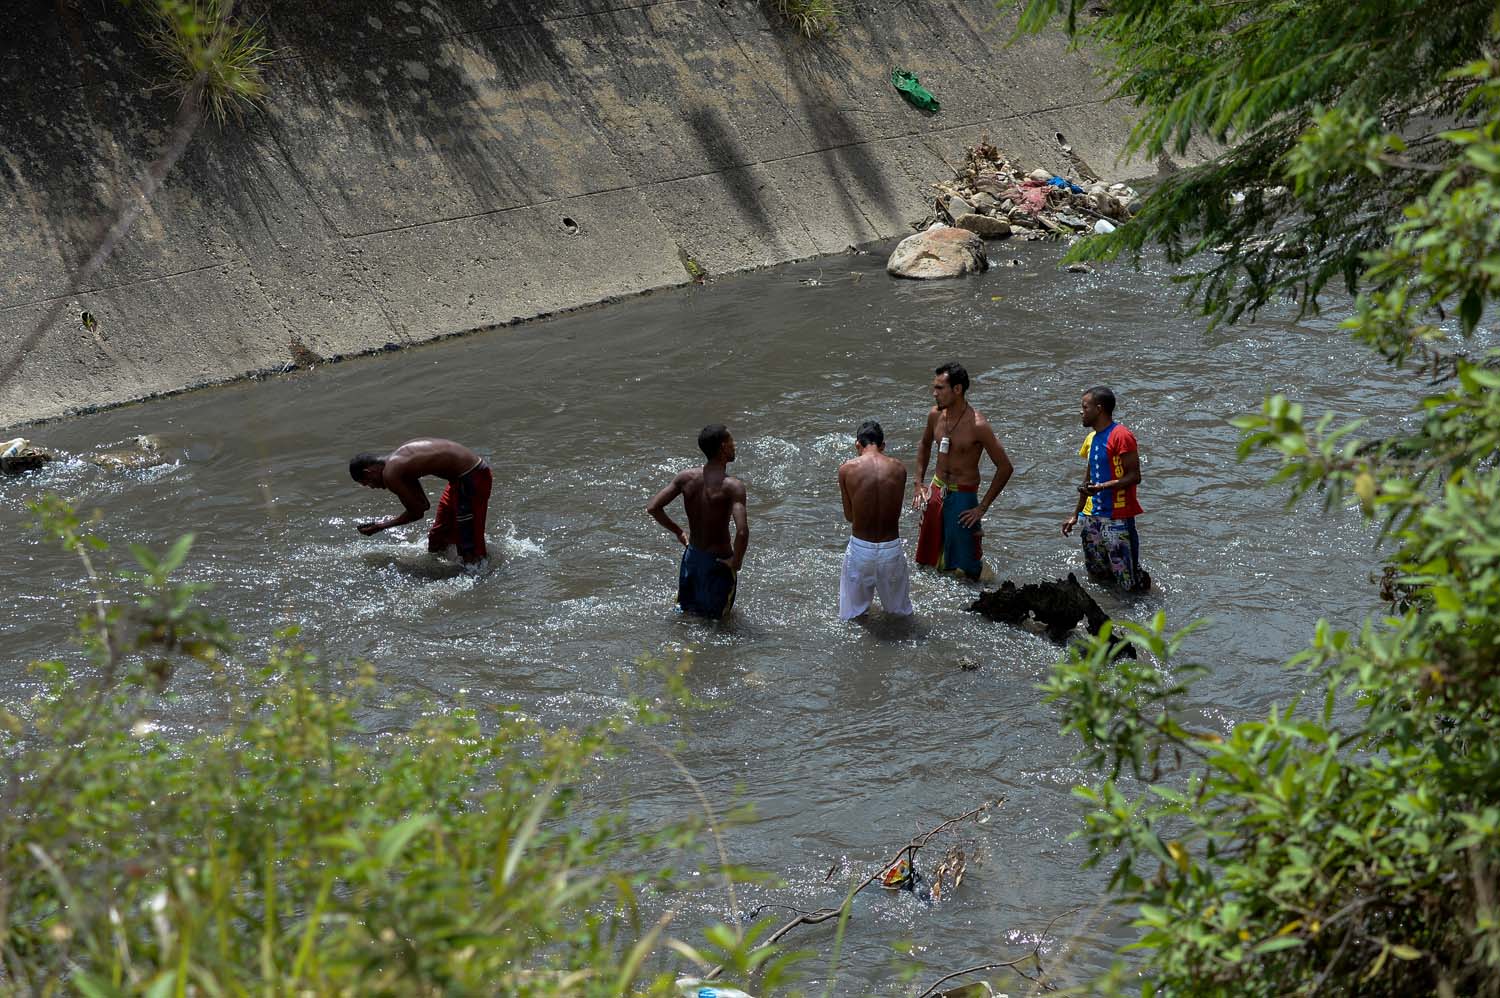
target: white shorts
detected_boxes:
[839,537,914,619]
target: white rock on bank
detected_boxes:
[887,226,989,279]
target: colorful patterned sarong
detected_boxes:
[1079,514,1145,591]
[914,477,983,578]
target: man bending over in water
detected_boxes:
[838,420,913,619]
[349,438,491,565]
[913,362,1014,579]
[646,424,749,619]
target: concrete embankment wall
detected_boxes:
[0,0,1150,428]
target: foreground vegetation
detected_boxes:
[1019,1,1500,994]
[0,499,795,995]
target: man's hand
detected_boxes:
[1080,481,1111,496]
[357,521,384,536]
[957,506,984,529]
[1062,515,1078,537]
[718,555,741,573]
[911,485,928,512]
[675,528,688,547]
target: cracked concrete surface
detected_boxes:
[0,0,1154,428]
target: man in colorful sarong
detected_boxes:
[912,363,1014,579]
[1061,386,1150,591]
[838,420,913,619]
[646,424,749,619]
[349,438,492,566]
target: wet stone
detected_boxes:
[886,226,989,279]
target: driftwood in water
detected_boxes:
[967,573,1133,656]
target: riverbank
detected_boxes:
[0,0,1156,429]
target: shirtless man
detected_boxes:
[349,438,491,565]
[837,420,913,619]
[646,424,749,619]
[912,362,1014,579]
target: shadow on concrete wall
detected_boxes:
[684,106,776,235]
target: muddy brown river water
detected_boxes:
[1,241,1423,992]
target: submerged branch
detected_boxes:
[704,798,1005,981]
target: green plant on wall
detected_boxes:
[137,0,272,123]
[765,0,842,38]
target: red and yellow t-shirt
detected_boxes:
[1079,423,1144,518]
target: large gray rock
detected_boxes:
[944,194,974,221]
[887,227,988,279]
[954,213,1011,239]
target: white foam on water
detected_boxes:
[497,523,543,558]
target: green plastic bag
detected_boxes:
[892,68,940,112]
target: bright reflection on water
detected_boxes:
[0,240,1426,991]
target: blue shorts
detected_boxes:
[939,489,983,578]
[678,545,737,618]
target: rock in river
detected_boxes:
[1,438,54,475]
[887,226,988,279]
[953,213,1011,240]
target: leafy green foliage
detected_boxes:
[1017,0,1495,328]
[0,500,787,995]
[1019,3,1500,995]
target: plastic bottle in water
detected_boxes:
[674,978,754,998]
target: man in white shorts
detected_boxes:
[837,420,914,619]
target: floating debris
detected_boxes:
[0,438,54,475]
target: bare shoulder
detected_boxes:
[973,410,1001,437]
[725,476,748,499]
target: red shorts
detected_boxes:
[428,461,491,562]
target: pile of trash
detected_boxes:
[916,139,1141,240]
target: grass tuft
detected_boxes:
[145,0,272,123]
[766,0,843,37]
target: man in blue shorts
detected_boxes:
[913,362,1014,579]
[646,424,750,618]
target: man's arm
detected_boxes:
[358,475,429,535]
[911,408,937,508]
[958,423,1014,529]
[646,473,688,546]
[838,463,854,523]
[1063,464,1090,536]
[1081,448,1142,496]
[724,480,749,572]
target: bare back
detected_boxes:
[840,451,907,542]
[680,466,746,557]
[382,438,482,485]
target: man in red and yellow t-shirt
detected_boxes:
[1061,386,1149,591]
